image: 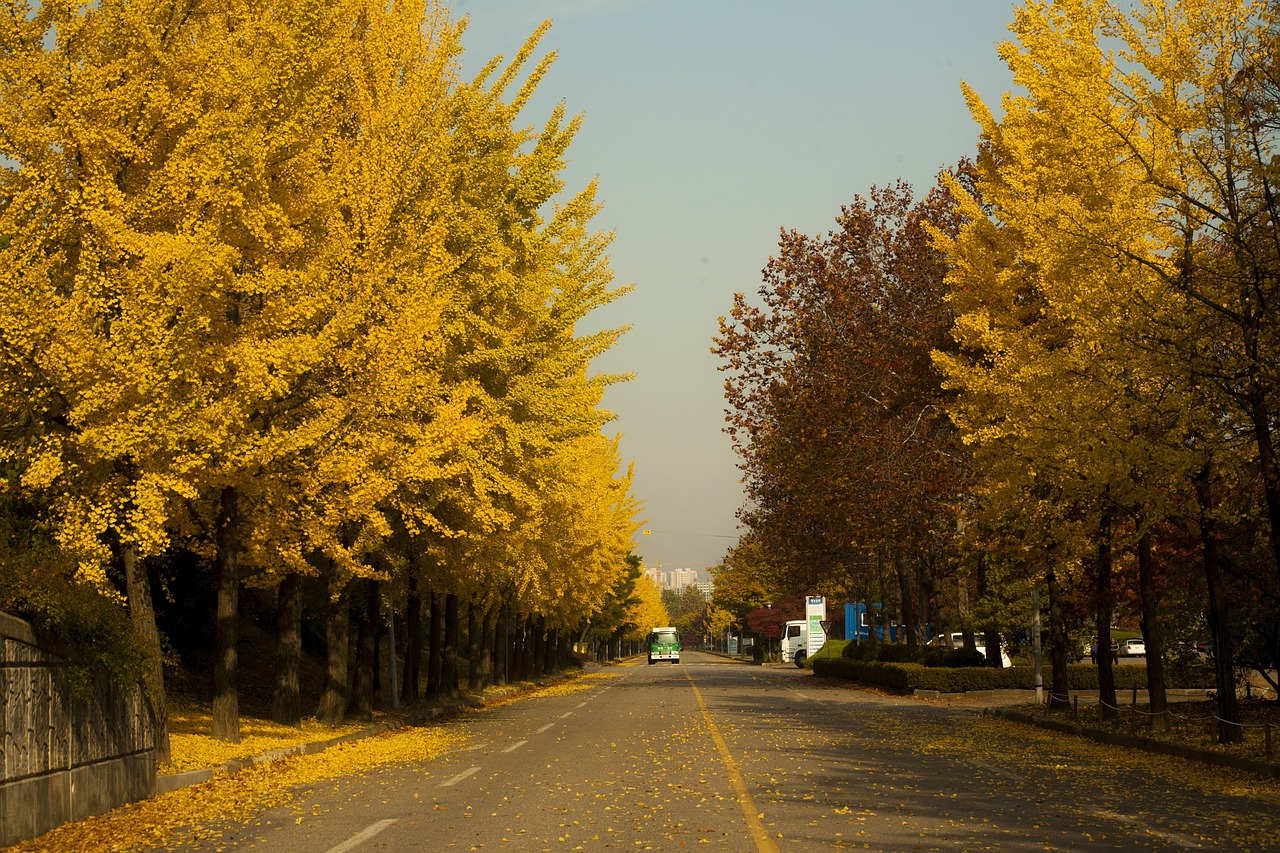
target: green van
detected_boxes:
[647,627,681,664]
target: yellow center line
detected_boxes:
[686,672,781,853]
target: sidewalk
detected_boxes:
[157,666,597,794]
[925,687,1280,782]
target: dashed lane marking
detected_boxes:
[1090,809,1205,849]
[502,740,528,753]
[323,819,397,853]
[441,766,481,787]
[535,723,554,734]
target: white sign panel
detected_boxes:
[805,595,826,656]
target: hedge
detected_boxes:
[812,656,1215,693]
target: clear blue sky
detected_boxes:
[455,1,1019,573]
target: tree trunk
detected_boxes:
[122,542,171,764]
[876,552,892,641]
[915,551,935,645]
[479,606,496,688]
[1246,375,1280,590]
[519,614,534,679]
[401,568,421,703]
[468,600,482,690]
[1195,464,1243,742]
[1095,506,1118,722]
[895,548,917,646]
[315,571,350,726]
[495,608,509,686]
[212,486,241,743]
[1047,567,1071,710]
[442,593,459,699]
[982,626,1004,669]
[348,578,380,721]
[271,572,303,727]
[532,616,546,678]
[545,627,558,673]
[427,591,443,699]
[1136,531,1169,732]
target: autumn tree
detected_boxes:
[0,0,640,744]
[936,0,1280,737]
[714,173,972,640]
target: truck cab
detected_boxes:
[781,619,819,666]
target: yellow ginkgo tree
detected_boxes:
[936,0,1280,737]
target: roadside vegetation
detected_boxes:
[710,0,1280,745]
[0,0,653,765]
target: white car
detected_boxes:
[1119,638,1146,657]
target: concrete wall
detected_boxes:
[1,610,156,846]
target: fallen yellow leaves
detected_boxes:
[6,724,463,853]
[161,702,377,773]
[477,672,617,709]
[970,714,1280,807]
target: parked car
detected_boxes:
[1119,638,1146,657]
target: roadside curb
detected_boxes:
[987,707,1280,781]
[155,669,585,795]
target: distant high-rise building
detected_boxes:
[669,568,699,591]
[694,580,714,601]
[643,566,706,592]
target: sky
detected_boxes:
[455,1,1020,575]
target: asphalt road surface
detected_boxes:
[175,651,1280,852]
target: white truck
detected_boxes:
[780,619,826,667]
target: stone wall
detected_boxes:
[1,610,156,846]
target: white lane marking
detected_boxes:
[324,819,397,853]
[536,723,554,734]
[502,740,528,753]
[575,701,588,708]
[1090,810,1204,849]
[559,711,574,719]
[441,766,481,787]
[970,760,1019,781]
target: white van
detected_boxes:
[947,631,1012,667]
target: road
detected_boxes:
[175,651,1280,852]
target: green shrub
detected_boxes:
[877,643,925,663]
[813,657,911,689]
[813,657,1218,693]
[0,530,147,698]
[841,641,875,660]
[840,641,928,663]
[929,647,986,668]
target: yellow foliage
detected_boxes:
[8,722,462,853]
[624,572,670,641]
[933,0,1268,559]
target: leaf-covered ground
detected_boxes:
[3,671,619,853]
[6,725,463,853]
[1018,697,1280,765]
[161,705,378,774]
